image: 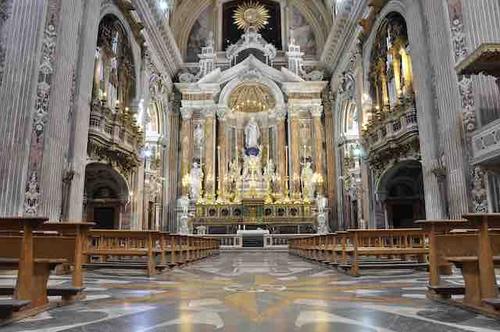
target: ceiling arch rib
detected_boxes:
[171,0,212,58]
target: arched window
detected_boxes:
[369,13,413,111]
[93,15,136,109]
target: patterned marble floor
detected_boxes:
[1,251,500,332]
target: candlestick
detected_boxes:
[285,145,289,176]
[235,128,238,155]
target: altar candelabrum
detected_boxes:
[282,175,291,203]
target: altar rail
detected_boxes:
[199,234,306,249]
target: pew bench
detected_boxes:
[84,230,164,277]
[340,229,429,276]
[417,216,500,318]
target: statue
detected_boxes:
[316,194,328,214]
[178,215,190,235]
[316,194,329,234]
[301,161,315,201]
[178,195,190,217]
[244,117,260,149]
[194,123,204,148]
[189,162,203,201]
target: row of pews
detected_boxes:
[0,217,219,322]
[289,228,429,277]
[289,213,500,318]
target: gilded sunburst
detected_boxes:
[233,1,270,31]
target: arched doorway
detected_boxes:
[84,163,129,229]
[377,161,425,228]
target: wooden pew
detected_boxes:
[340,229,428,276]
[417,216,500,317]
[83,230,165,277]
[0,222,94,303]
[0,217,63,318]
[289,229,429,277]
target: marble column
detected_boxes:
[66,0,103,221]
[217,109,228,199]
[167,110,180,232]
[0,0,48,217]
[324,110,337,229]
[204,108,216,201]
[415,0,469,218]
[288,108,301,198]
[311,106,325,192]
[276,110,287,194]
[179,107,193,195]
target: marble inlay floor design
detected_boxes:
[1,252,500,331]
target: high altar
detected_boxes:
[175,3,328,235]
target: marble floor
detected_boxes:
[1,251,500,332]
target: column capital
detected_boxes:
[202,106,217,119]
[216,106,229,120]
[310,106,323,118]
[180,107,193,120]
[274,107,287,121]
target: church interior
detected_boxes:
[1,0,500,330]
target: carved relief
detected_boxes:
[471,166,488,213]
[24,1,61,215]
[458,76,476,132]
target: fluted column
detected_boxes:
[216,108,228,199]
[324,109,337,228]
[311,106,325,191]
[417,0,469,218]
[276,110,287,194]
[66,0,103,221]
[289,108,301,198]
[179,107,192,195]
[204,108,216,202]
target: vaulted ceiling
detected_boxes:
[170,0,332,58]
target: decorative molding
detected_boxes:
[24,0,61,215]
[471,166,488,213]
[447,0,477,134]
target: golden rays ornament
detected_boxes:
[233,1,270,31]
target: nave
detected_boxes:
[1,252,500,332]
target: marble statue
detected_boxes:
[301,161,315,201]
[316,194,329,234]
[189,161,203,200]
[245,117,260,149]
[264,159,276,179]
[316,194,328,214]
[179,195,190,217]
[194,123,204,147]
[178,215,190,235]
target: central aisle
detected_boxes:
[2,252,500,332]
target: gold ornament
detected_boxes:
[233,1,270,31]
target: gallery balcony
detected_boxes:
[362,98,419,158]
[471,118,500,165]
[87,99,143,173]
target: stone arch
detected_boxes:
[84,162,130,229]
[98,3,142,100]
[218,74,285,112]
[376,160,426,228]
